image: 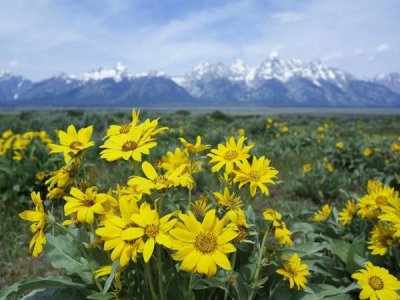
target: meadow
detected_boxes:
[1,109,400,299]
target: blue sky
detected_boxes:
[0,0,399,80]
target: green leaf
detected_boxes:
[45,233,94,284]
[329,239,351,264]
[0,275,87,300]
[87,292,116,300]
[22,288,87,300]
[103,260,120,294]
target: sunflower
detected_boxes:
[49,125,94,159]
[213,187,243,213]
[276,253,310,290]
[100,126,157,162]
[130,202,176,262]
[169,209,237,277]
[338,199,357,226]
[367,222,395,256]
[263,208,292,246]
[313,204,332,222]
[19,192,47,257]
[352,262,400,300]
[96,200,144,267]
[161,147,197,188]
[128,161,184,193]
[179,136,210,154]
[233,155,278,197]
[105,108,140,137]
[303,163,312,173]
[64,187,109,224]
[226,209,249,243]
[207,136,253,174]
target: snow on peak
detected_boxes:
[269,51,280,59]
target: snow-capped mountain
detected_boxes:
[1,55,400,107]
[0,71,32,102]
[373,72,400,94]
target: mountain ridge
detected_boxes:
[1,55,400,107]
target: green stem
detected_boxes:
[135,263,141,300]
[145,260,157,300]
[224,251,237,300]
[248,228,269,300]
[188,272,195,300]
[55,223,103,292]
[156,246,166,300]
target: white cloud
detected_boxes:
[353,48,364,55]
[375,43,390,53]
[272,12,304,23]
[322,52,343,62]
[8,60,20,68]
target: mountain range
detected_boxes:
[1,54,400,108]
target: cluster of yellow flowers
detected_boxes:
[312,180,400,299]
[0,129,52,160]
[21,108,310,293]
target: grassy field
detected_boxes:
[1,109,400,297]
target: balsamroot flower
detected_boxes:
[352,262,400,300]
[233,155,278,197]
[276,253,310,290]
[19,192,47,257]
[169,209,237,277]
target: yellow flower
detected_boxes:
[358,182,398,219]
[213,188,243,212]
[169,209,237,277]
[233,155,278,197]
[379,196,400,238]
[303,164,312,173]
[281,126,289,133]
[352,262,400,300]
[276,253,310,290]
[94,265,124,290]
[192,196,210,220]
[313,204,332,222]
[363,147,373,157]
[128,161,184,193]
[161,147,197,188]
[96,200,144,266]
[226,209,249,243]
[391,143,400,153]
[179,136,210,154]
[64,187,109,224]
[325,161,334,173]
[105,108,141,137]
[367,222,395,256]
[207,136,253,174]
[19,192,47,257]
[130,202,177,262]
[49,125,94,159]
[100,127,157,162]
[263,208,292,246]
[335,141,345,149]
[338,199,357,225]
[35,171,46,181]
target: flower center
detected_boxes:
[224,150,238,161]
[375,196,388,206]
[194,232,217,254]
[249,171,260,181]
[83,199,94,207]
[369,276,384,290]
[145,224,160,238]
[70,141,83,150]
[120,123,132,134]
[154,175,168,185]
[122,140,137,152]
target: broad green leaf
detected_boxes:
[0,275,87,300]
[45,233,94,284]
